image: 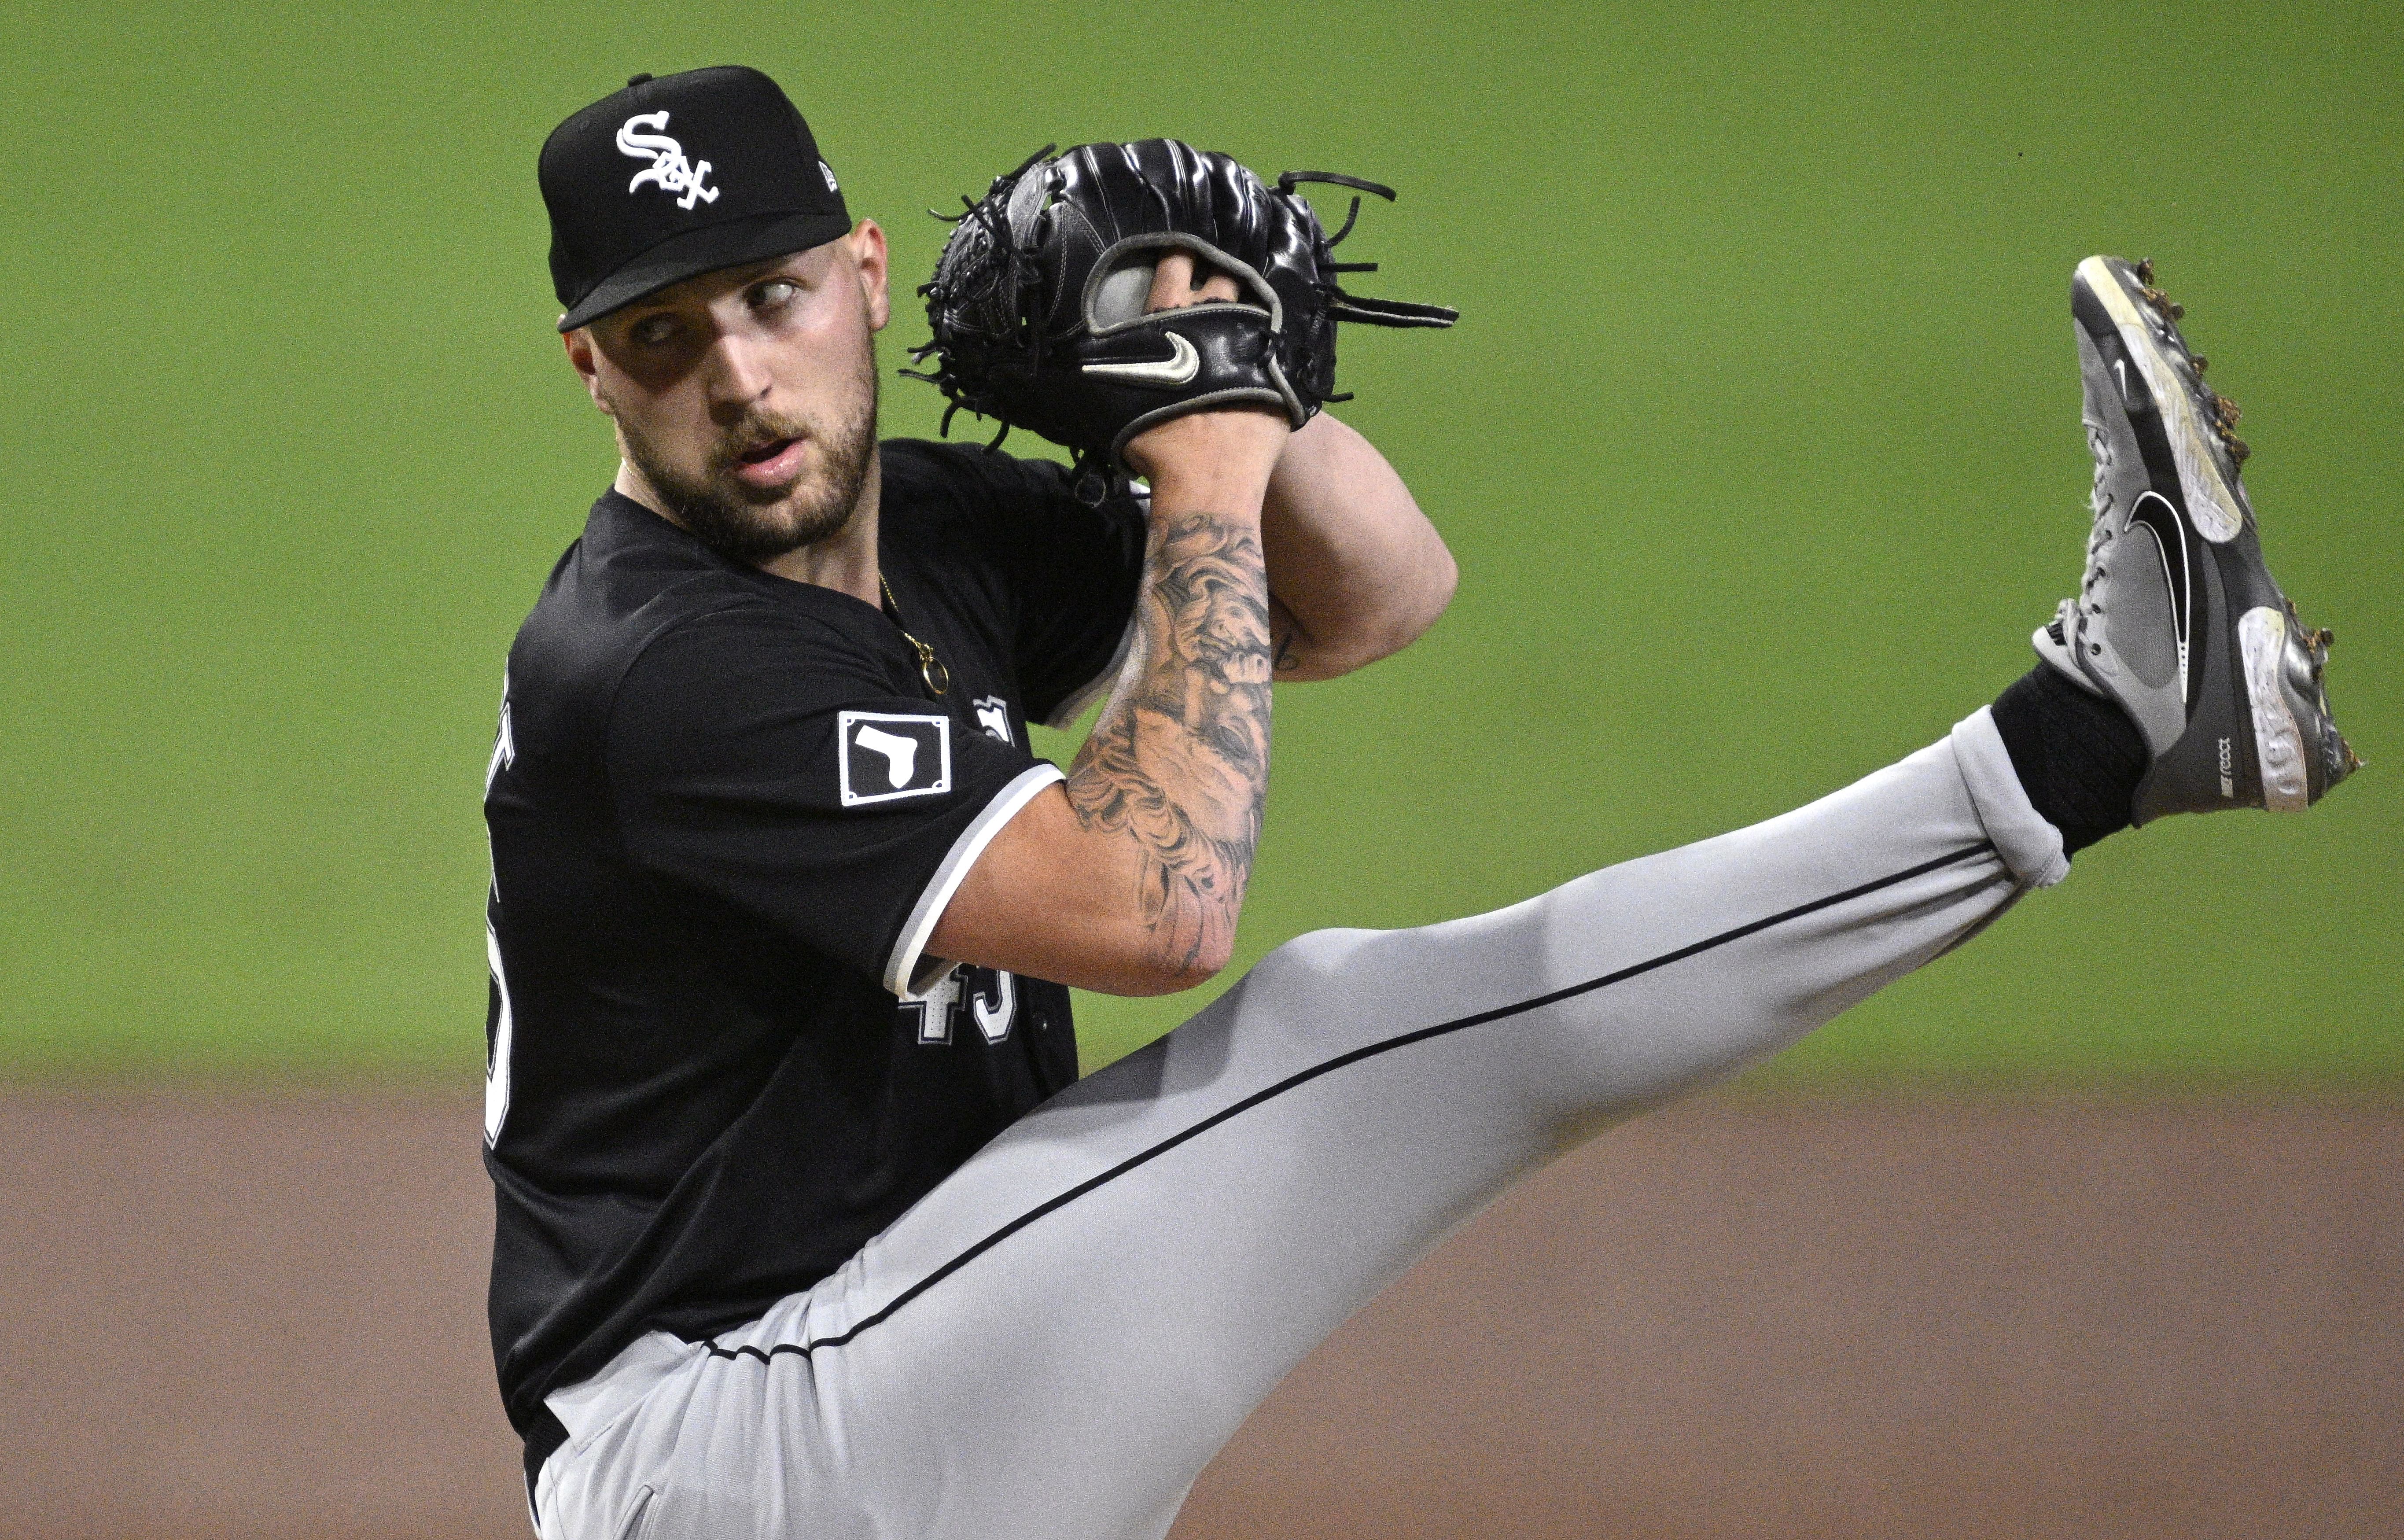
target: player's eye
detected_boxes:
[629,313,681,346]
[752,278,799,310]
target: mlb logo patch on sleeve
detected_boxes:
[837,712,952,807]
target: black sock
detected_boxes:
[1989,666,2149,856]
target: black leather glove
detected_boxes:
[910,140,1457,483]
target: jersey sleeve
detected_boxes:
[943,449,1147,729]
[605,604,1061,1001]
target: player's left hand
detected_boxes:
[1122,251,1287,487]
[1145,250,1241,311]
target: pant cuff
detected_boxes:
[1951,705,2071,888]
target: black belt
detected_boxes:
[523,1405,571,1518]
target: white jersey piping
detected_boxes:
[883,763,1066,999]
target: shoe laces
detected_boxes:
[2077,423,2117,624]
[2078,523,2115,632]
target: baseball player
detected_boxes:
[486,66,2355,1540]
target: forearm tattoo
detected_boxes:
[1066,512,1273,973]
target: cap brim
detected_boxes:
[557,210,855,332]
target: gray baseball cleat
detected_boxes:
[2032,255,2357,822]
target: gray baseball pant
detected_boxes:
[531,707,2068,1540]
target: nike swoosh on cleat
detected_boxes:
[2128,489,2196,706]
[1082,331,1200,389]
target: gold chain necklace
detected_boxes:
[880,575,950,697]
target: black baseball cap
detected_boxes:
[541,66,852,332]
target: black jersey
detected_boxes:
[481,439,1144,1440]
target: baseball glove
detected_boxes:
[907,139,1457,485]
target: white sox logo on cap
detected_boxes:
[616,111,720,210]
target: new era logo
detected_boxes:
[838,711,951,807]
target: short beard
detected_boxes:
[618,341,880,565]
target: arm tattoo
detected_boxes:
[1065,511,1273,974]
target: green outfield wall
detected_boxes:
[3,0,2396,1086]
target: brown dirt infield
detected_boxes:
[3,1091,2395,1539]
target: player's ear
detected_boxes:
[562,328,615,416]
[849,218,890,332]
